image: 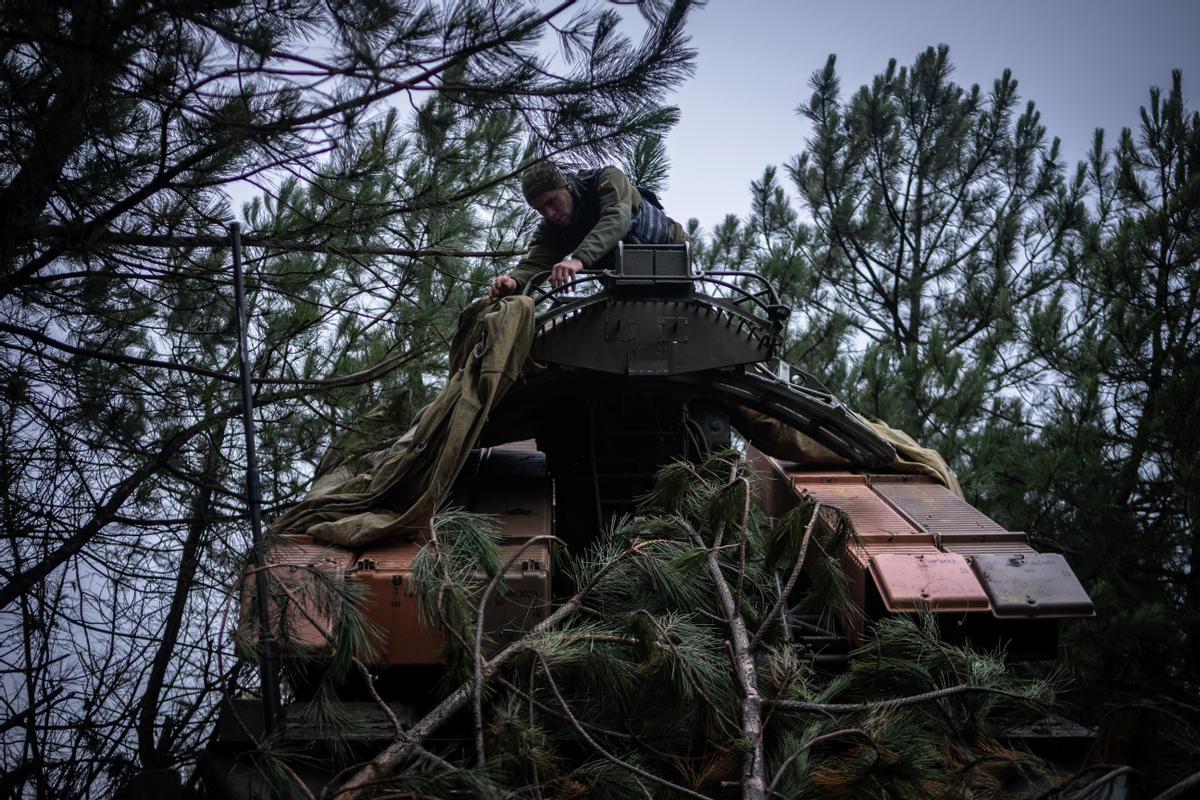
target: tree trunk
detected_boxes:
[136,420,227,769]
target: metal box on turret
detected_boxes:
[237,534,357,654]
[351,540,551,666]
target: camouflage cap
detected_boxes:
[521,161,568,203]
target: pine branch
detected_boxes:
[473,535,563,768]
[266,576,456,780]
[533,650,715,800]
[751,501,821,650]
[0,319,435,388]
[765,727,876,797]
[771,683,1038,714]
[0,412,218,611]
[494,676,642,742]
[633,610,743,738]
[30,225,525,260]
[331,539,668,798]
[689,518,766,800]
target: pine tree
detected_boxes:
[1032,71,1200,710]
[777,46,1080,483]
[692,53,1200,791]
[0,1,699,795]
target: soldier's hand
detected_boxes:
[550,257,584,289]
[490,275,517,299]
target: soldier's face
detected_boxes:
[530,188,574,227]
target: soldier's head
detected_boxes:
[522,161,573,227]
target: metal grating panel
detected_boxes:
[869,553,991,612]
[944,540,1037,557]
[867,475,1008,539]
[971,553,1095,618]
[791,471,870,485]
[792,473,931,544]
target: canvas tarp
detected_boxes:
[730,406,963,498]
[273,294,962,547]
[269,295,535,547]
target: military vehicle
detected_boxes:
[208,243,1095,796]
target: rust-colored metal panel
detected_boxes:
[971,553,1095,618]
[846,541,941,568]
[843,540,943,646]
[746,446,800,518]
[352,540,445,666]
[239,535,357,652]
[792,473,933,544]
[866,475,1009,545]
[869,553,991,612]
[352,540,553,666]
[756,464,940,645]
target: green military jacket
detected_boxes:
[509,166,683,290]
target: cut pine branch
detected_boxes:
[330,539,667,799]
[692,521,766,800]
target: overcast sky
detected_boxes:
[656,0,1200,231]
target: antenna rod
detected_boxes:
[230,221,281,734]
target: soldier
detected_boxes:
[489,161,685,299]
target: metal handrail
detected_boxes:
[693,275,783,325]
[698,270,782,307]
[520,270,604,304]
[519,267,787,349]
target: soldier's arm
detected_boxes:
[508,232,566,291]
[572,167,639,267]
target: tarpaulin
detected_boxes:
[269,295,535,546]
[273,294,962,547]
[731,406,963,497]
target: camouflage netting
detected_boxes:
[273,296,960,546]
